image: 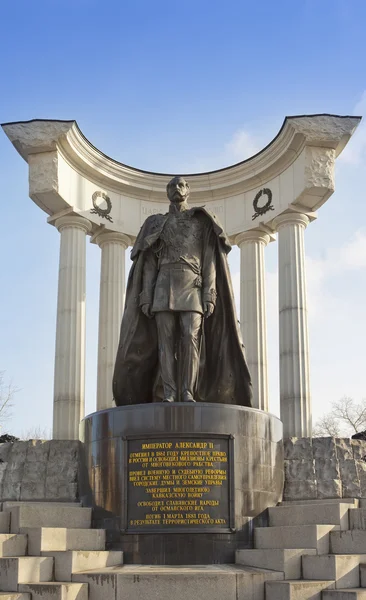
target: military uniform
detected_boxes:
[139,207,217,402]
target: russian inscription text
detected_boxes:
[126,436,231,532]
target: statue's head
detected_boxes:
[166,176,190,204]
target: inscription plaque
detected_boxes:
[124,434,233,533]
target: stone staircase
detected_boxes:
[0,501,285,600]
[0,500,286,600]
[0,502,123,600]
[236,498,366,599]
[3,499,366,599]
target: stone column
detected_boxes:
[95,232,131,411]
[53,215,92,440]
[236,231,270,411]
[274,212,311,438]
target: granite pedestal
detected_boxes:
[79,403,283,564]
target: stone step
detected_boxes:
[322,590,366,599]
[269,503,350,529]
[331,531,366,554]
[359,500,366,509]
[23,527,105,555]
[236,548,316,579]
[73,564,284,600]
[255,525,339,553]
[303,555,364,589]
[279,499,359,506]
[0,513,10,534]
[265,579,335,600]
[0,535,27,558]
[359,564,366,587]
[0,557,54,591]
[0,595,30,600]
[42,550,123,581]
[349,510,366,530]
[8,505,91,533]
[18,583,88,600]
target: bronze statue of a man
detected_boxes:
[113,176,252,407]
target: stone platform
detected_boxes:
[79,403,283,564]
[72,564,284,600]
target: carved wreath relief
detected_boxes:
[90,191,113,223]
[252,188,274,221]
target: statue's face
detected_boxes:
[167,177,190,203]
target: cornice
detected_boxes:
[2,115,361,202]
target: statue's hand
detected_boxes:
[141,304,153,318]
[204,302,215,318]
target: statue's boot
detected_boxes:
[182,391,196,403]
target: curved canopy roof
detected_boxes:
[1,114,361,239]
[2,114,361,200]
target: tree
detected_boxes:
[312,413,342,437]
[0,371,18,426]
[312,396,366,437]
[20,426,51,440]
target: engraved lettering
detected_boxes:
[127,437,230,531]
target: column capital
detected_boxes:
[235,230,270,247]
[55,215,92,234]
[94,231,131,249]
[273,212,310,231]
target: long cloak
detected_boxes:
[113,207,253,407]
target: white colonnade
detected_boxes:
[2,115,359,439]
[236,230,270,412]
[274,213,311,438]
[94,231,131,411]
[52,212,311,439]
[53,215,92,440]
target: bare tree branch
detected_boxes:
[313,396,366,437]
[332,397,366,434]
[20,426,51,440]
[0,371,19,425]
[312,412,343,437]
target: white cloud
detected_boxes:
[338,90,366,166]
[304,231,366,421]
[306,229,366,318]
[338,230,366,269]
[224,129,261,164]
[178,127,263,173]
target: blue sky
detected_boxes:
[1,0,366,437]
